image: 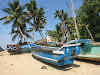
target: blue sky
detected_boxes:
[0,0,83,48]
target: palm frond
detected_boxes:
[24,32,32,38]
[2,8,13,14]
[26,28,33,32]
[12,33,18,41]
[0,16,7,20]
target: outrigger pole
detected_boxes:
[70,0,80,40]
[85,25,94,41]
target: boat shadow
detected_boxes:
[76,59,100,65]
[32,56,80,71]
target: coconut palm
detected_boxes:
[47,24,63,42]
[0,0,31,42]
[54,10,70,41]
[11,24,32,42]
[25,0,46,40]
[70,0,80,39]
[55,24,63,42]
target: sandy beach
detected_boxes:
[0,51,100,75]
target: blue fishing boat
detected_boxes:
[7,43,40,54]
[20,43,40,52]
[67,39,100,62]
[32,43,81,66]
[7,42,58,54]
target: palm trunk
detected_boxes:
[70,0,80,40]
[32,15,37,42]
[32,31,34,43]
[67,31,71,41]
[39,30,44,39]
[31,26,35,43]
[28,22,35,43]
[65,24,71,41]
[18,27,31,48]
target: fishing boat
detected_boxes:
[7,43,33,54]
[0,46,4,52]
[32,43,81,66]
[67,39,100,62]
[7,42,59,54]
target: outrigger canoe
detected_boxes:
[7,43,59,54]
[67,39,100,62]
[32,43,81,66]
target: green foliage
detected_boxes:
[54,10,71,41]
[0,0,46,42]
[77,0,100,39]
[0,0,31,42]
[47,30,57,40]
[54,10,68,22]
[25,0,46,32]
[11,25,32,41]
[54,10,79,41]
[47,24,63,42]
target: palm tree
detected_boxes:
[11,24,32,42]
[55,24,63,42]
[25,0,46,41]
[0,0,31,43]
[54,10,70,41]
[70,0,80,39]
[47,24,63,42]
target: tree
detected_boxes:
[11,24,31,41]
[25,0,46,40]
[70,0,80,39]
[54,10,71,41]
[77,0,100,40]
[47,24,63,42]
[0,0,31,42]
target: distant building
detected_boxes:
[46,36,57,46]
[47,36,52,43]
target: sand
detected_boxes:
[0,51,100,75]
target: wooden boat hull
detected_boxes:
[77,45,100,62]
[77,55,100,62]
[32,43,81,66]
[67,39,100,62]
[32,52,75,66]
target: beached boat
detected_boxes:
[7,43,32,54]
[0,46,4,52]
[7,42,59,54]
[67,39,100,62]
[32,43,81,66]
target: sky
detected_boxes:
[0,0,83,48]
